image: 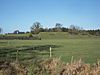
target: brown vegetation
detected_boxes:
[30,58,100,75]
[0,61,27,75]
[0,58,100,75]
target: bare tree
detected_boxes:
[0,27,3,34]
[55,23,62,32]
[68,25,81,34]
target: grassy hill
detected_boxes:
[0,38,100,63]
[3,32,100,39]
[39,32,99,39]
[0,32,100,64]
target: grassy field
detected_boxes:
[4,32,99,39]
[0,35,100,64]
[1,33,100,75]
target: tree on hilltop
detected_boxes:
[54,23,62,32]
[31,22,42,34]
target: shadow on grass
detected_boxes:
[0,44,61,61]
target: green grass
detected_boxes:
[5,33,29,36]
[0,38,100,63]
[3,32,99,39]
[39,32,99,39]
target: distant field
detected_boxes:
[5,33,29,36]
[4,32,100,39]
[40,32,100,39]
[0,37,100,63]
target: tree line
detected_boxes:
[0,21,100,36]
[30,22,100,36]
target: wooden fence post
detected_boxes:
[50,47,52,57]
[16,50,19,62]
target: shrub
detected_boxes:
[29,58,100,75]
[29,33,33,38]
